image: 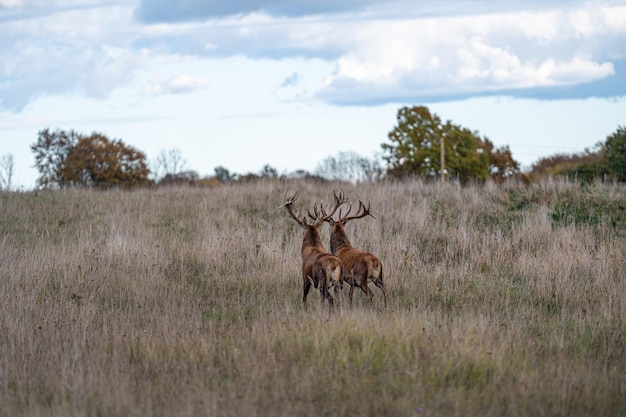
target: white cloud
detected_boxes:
[141,74,208,95]
[0,3,143,110]
[317,4,626,103]
[538,57,614,84]
[0,0,21,8]
[0,0,104,9]
[167,74,208,93]
[1,0,626,111]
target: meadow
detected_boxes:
[0,179,624,416]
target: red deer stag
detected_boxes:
[323,190,387,308]
[280,191,344,313]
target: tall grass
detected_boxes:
[0,179,624,416]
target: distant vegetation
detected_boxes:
[0,106,620,191]
[528,126,626,183]
[31,128,150,189]
[1,179,624,416]
[382,106,520,183]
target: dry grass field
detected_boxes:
[0,179,624,416]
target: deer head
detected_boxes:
[281,190,325,249]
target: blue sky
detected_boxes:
[1,0,625,188]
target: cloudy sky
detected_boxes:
[1,0,625,188]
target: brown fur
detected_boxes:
[281,192,343,313]
[329,220,387,308]
[300,224,343,312]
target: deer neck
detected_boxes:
[302,225,324,254]
[330,223,352,254]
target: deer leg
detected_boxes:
[354,273,373,303]
[348,283,355,307]
[361,283,373,302]
[317,274,328,308]
[326,291,334,316]
[334,285,343,311]
[374,279,387,308]
[303,278,312,310]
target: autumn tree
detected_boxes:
[61,133,150,189]
[382,106,516,183]
[31,129,150,189]
[482,139,520,183]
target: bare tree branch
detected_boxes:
[0,154,14,191]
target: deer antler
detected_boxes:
[279,190,306,227]
[306,189,348,224]
[307,201,322,223]
[317,189,349,223]
[337,195,375,224]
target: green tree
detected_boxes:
[31,128,80,188]
[444,125,490,183]
[382,106,513,183]
[382,106,443,179]
[605,126,626,181]
[214,166,236,184]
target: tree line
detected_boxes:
[1,105,623,190]
[526,126,626,182]
[30,129,150,189]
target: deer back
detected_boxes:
[329,219,382,280]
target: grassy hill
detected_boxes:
[0,179,624,416]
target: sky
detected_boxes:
[1,0,625,189]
